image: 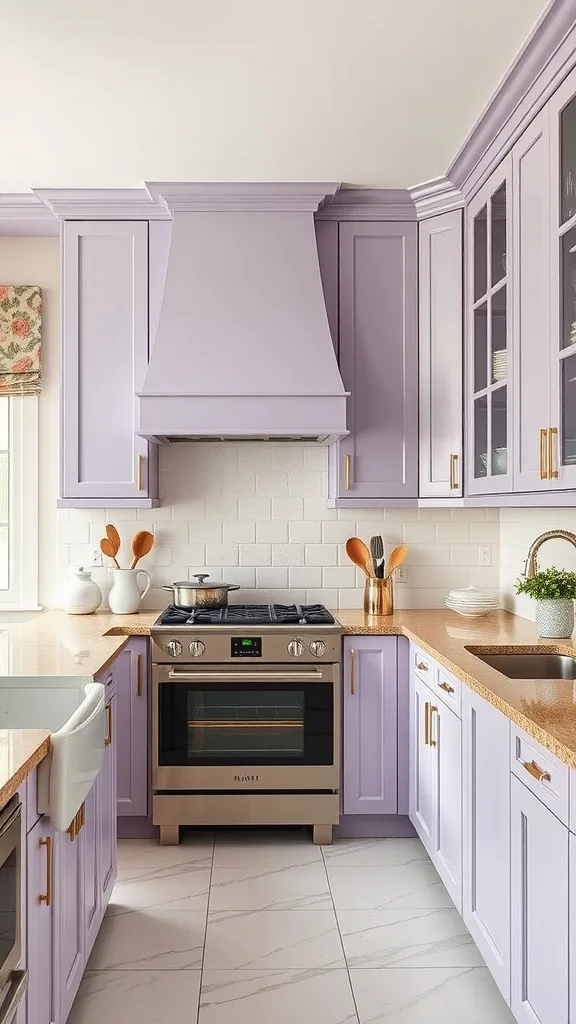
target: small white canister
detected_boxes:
[62,567,102,615]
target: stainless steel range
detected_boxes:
[151,604,341,845]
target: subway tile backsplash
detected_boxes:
[500,508,576,620]
[56,443,500,610]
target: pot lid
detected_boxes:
[172,575,240,590]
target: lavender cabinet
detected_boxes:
[419,211,463,497]
[409,673,435,850]
[342,637,398,815]
[462,688,510,1001]
[26,815,55,1024]
[329,221,418,504]
[510,774,569,1024]
[100,693,118,907]
[83,777,100,958]
[116,639,149,818]
[53,826,84,1024]
[60,221,158,508]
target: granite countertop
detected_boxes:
[0,729,50,808]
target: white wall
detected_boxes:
[0,238,60,609]
[1,0,547,191]
[57,443,500,611]
[500,508,576,620]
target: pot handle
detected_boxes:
[137,571,151,600]
[161,586,173,592]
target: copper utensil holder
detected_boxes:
[364,577,393,616]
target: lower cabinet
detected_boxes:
[54,827,85,1024]
[510,774,569,1024]
[462,687,511,1001]
[116,638,148,817]
[342,637,398,814]
[26,816,55,1024]
[100,693,118,905]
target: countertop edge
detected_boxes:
[0,733,50,809]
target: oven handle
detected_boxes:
[0,971,28,1024]
[0,799,20,839]
[162,669,327,683]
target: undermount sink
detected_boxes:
[467,650,576,680]
[0,676,105,831]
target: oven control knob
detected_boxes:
[288,639,304,658]
[309,640,327,658]
[165,640,183,658]
[188,640,206,658]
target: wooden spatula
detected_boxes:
[100,537,120,569]
[130,530,154,569]
[345,537,375,578]
[105,524,121,563]
[385,544,408,580]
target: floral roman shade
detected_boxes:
[0,285,42,395]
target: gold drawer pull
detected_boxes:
[137,453,144,491]
[344,454,351,491]
[439,681,455,694]
[416,660,429,672]
[105,702,113,746]
[429,705,438,747]
[39,836,52,906]
[449,454,459,490]
[539,428,549,480]
[549,426,559,479]
[522,759,551,783]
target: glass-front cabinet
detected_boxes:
[466,157,512,494]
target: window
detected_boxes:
[0,396,39,610]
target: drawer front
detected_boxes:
[432,665,462,717]
[510,723,569,825]
[412,645,434,684]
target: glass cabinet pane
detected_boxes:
[561,95,576,225]
[562,353,576,466]
[474,303,488,392]
[561,226,576,349]
[491,285,507,383]
[474,395,488,478]
[491,183,507,286]
[473,206,487,301]
[491,386,508,476]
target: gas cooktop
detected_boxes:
[154,603,336,628]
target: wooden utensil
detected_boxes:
[370,535,385,578]
[346,537,375,578]
[100,537,120,569]
[130,530,154,569]
[105,524,121,563]
[385,544,408,580]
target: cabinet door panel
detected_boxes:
[84,777,101,958]
[512,110,552,492]
[26,816,55,1024]
[61,221,152,501]
[419,211,463,497]
[462,689,510,1002]
[342,637,397,815]
[409,673,435,855]
[100,694,118,908]
[116,641,148,817]
[432,700,462,911]
[511,775,568,1024]
[54,827,84,1024]
[337,222,418,499]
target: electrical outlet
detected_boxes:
[92,548,103,567]
[478,544,491,566]
[395,564,407,583]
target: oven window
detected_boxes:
[188,690,305,760]
[0,850,16,965]
[159,680,334,767]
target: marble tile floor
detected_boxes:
[70,831,515,1024]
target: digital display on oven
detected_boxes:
[231,637,262,658]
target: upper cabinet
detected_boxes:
[327,220,418,505]
[60,221,159,508]
[419,210,463,498]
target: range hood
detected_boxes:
[137,183,348,444]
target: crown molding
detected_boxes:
[33,188,170,220]
[409,177,463,219]
[0,194,57,236]
[146,182,341,213]
[316,188,416,221]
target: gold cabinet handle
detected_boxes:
[137,453,144,491]
[105,702,113,746]
[549,427,559,479]
[344,454,351,491]
[539,428,549,480]
[39,836,52,906]
[416,660,429,672]
[136,652,143,697]
[429,705,438,747]
[439,680,455,694]
[522,759,551,783]
[449,454,459,490]
[350,647,356,695]
[424,701,430,745]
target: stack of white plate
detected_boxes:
[445,585,499,618]
[492,350,507,382]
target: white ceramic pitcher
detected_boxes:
[108,568,151,614]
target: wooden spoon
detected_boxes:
[100,537,120,569]
[385,544,408,580]
[130,530,154,569]
[345,537,375,578]
[105,524,121,564]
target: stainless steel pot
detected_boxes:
[161,574,240,609]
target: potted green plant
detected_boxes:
[515,566,576,638]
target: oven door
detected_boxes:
[153,662,339,791]
[0,797,25,1022]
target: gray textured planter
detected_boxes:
[535,598,575,639]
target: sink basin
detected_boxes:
[0,676,105,831]
[467,651,576,679]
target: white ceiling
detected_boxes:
[2,0,550,191]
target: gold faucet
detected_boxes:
[523,530,576,578]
